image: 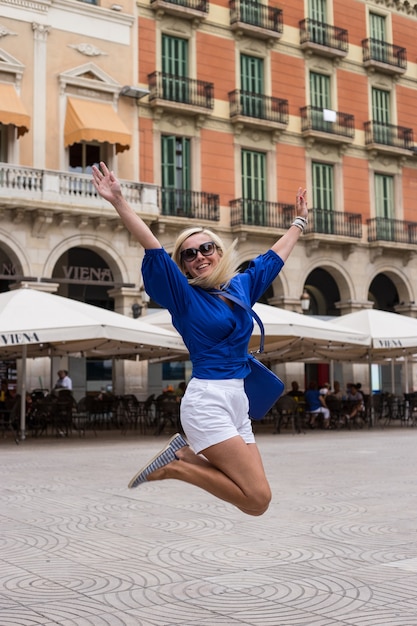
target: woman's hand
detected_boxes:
[296,187,308,219]
[92,161,122,205]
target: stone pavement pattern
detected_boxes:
[1,429,417,625]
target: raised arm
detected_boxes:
[92,162,161,250]
[271,187,308,262]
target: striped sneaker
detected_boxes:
[167,433,188,452]
[128,445,178,488]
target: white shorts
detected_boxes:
[180,378,255,454]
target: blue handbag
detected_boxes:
[212,291,284,420]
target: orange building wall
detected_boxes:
[337,70,368,130]
[276,145,306,202]
[272,54,305,113]
[139,117,154,184]
[402,169,417,222]
[138,17,156,83]
[334,1,366,46]
[200,129,235,203]
[343,156,370,219]
[197,33,235,99]
[396,85,417,130]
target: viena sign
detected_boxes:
[375,339,403,348]
[0,332,40,345]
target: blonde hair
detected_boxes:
[172,226,238,290]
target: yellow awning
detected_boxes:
[64,97,131,154]
[0,83,30,137]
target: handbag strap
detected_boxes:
[211,290,264,354]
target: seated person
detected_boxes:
[344,383,365,422]
[286,381,304,400]
[304,381,331,429]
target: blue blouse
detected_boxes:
[142,248,284,380]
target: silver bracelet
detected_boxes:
[291,217,307,231]
[295,215,308,224]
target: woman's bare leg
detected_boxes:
[146,436,271,516]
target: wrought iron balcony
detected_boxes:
[229,0,283,41]
[148,72,214,117]
[160,188,220,221]
[150,0,208,20]
[301,106,355,144]
[230,199,294,228]
[364,121,414,156]
[362,39,407,75]
[306,209,362,238]
[229,90,288,132]
[299,18,348,59]
[367,218,417,244]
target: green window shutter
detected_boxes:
[162,35,188,103]
[240,0,262,26]
[370,13,386,41]
[162,35,188,76]
[308,0,326,22]
[312,162,334,233]
[372,88,390,144]
[310,72,330,109]
[161,136,191,215]
[240,54,264,117]
[375,173,394,240]
[310,72,331,131]
[375,174,394,219]
[242,149,266,225]
[308,0,327,45]
[369,13,386,62]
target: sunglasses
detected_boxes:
[180,241,217,263]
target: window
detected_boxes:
[370,12,387,62]
[372,87,390,144]
[240,0,262,27]
[161,136,191,216]
[241,149,266,225]
[69,142,102,174]
[308,0,327,45]
[162,35,188,103]
[312,162,334,233]
[240,54,264,118]
[375,173,394,240]
[310,72,331,131]
[0,124,7,162]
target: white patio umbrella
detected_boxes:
[0,287,187,438]
[145,303,369,363]
[330,309,417,395]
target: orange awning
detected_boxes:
[0,83,30,137]
[64,97,131,154]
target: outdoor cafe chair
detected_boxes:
[274,395,304,435]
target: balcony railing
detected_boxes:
[160,188,219,221]
[362,39,407,72]
[230,199,294,228]
[150,0,209,15]
[364,121,414,151]
[229,90,289,125]
[148,72,214,110]
[306,209,362,238]
[301,106,355,140]
[229,0,283,37]
[367,218,417,244]
[0,163,156,212]
[299,18,348,56]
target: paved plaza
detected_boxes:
[1,426,417,625]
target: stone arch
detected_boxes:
[368,265,414,311]
[304,258,358,315]
[0,229,31,278]
[42,235,130,285]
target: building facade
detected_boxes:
[1,0,417,397]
